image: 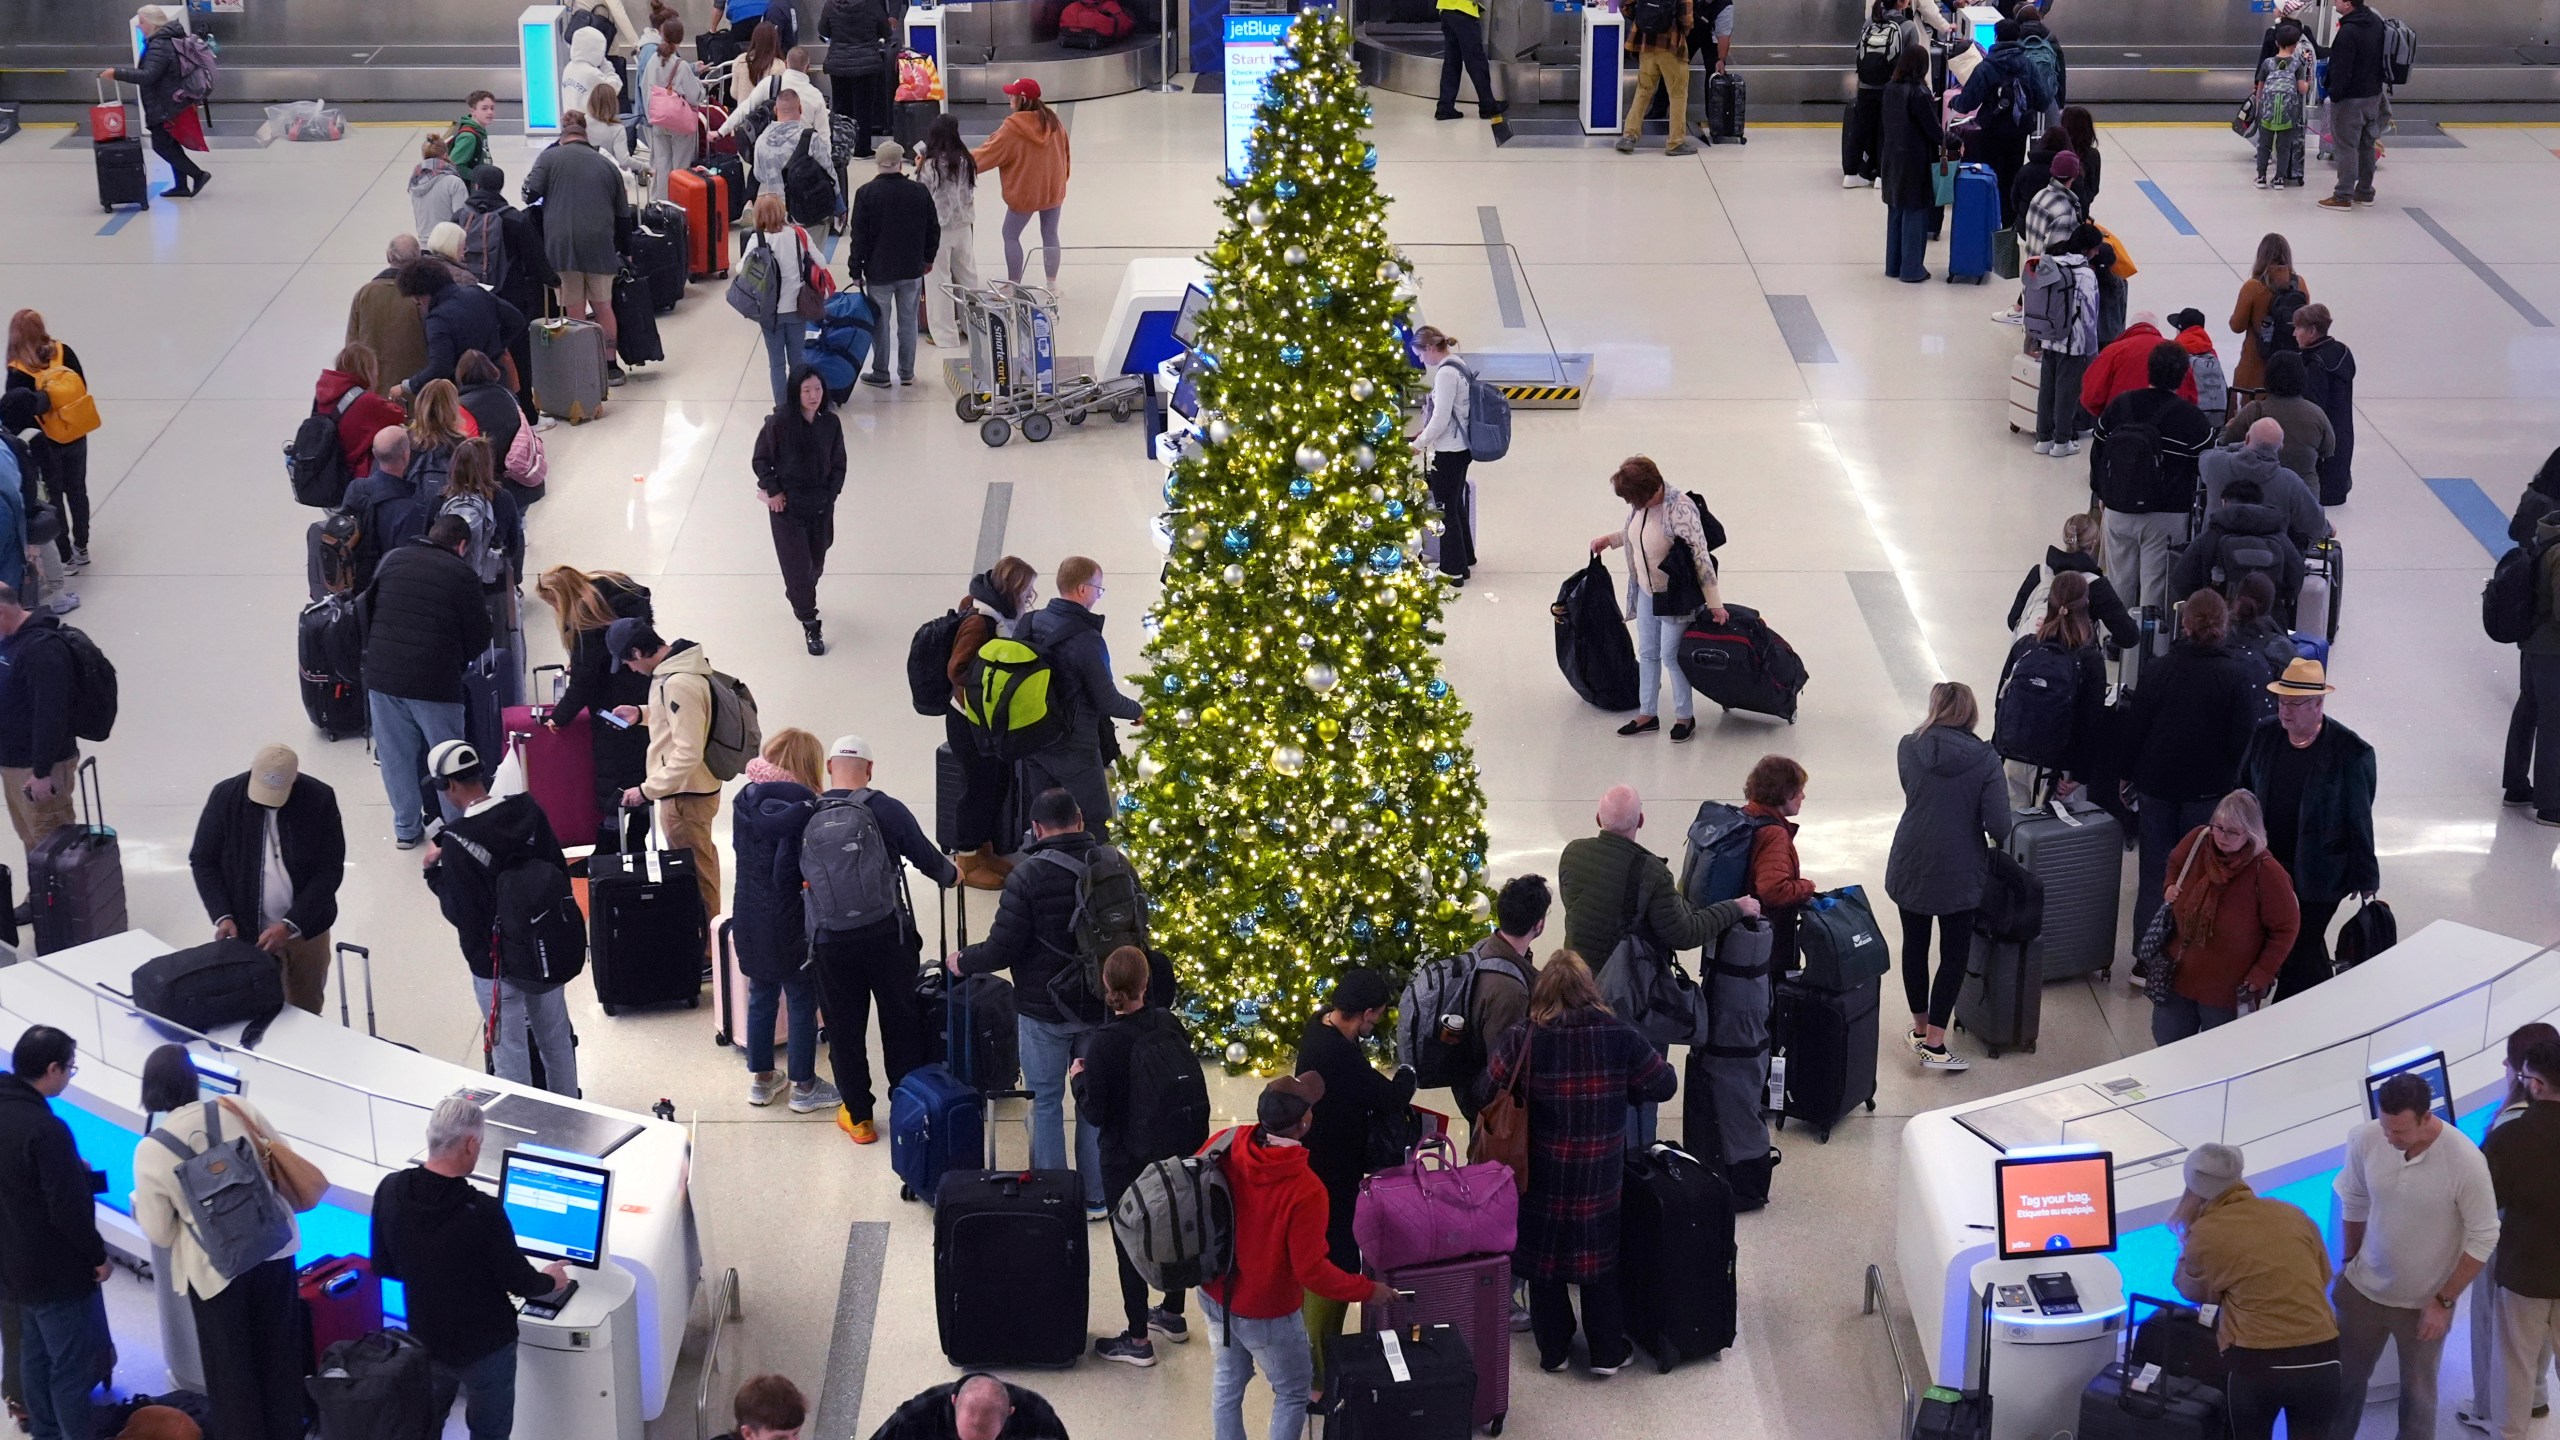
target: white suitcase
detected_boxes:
[2009,351,2041,436]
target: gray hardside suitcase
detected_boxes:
[529,318,609,424]
[30,757,127,955]
[1954,938,2039,1056]
[2008,803,2122,982]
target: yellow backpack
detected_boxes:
[9,345,101,445]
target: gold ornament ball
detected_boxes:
[1316,717,1341,741]
[1200,705,1225,727]
[1271,744,1306,777]
[1182,522,1212,550]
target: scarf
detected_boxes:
[2170,834,2257,952]
[742,756,795,786]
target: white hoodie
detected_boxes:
[561,28,614,125]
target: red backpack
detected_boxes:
[1057,0,1133,47]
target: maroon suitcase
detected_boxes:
[502,664,598,847]
[1363,1251,1511,1434]
[297,1255,383,1371]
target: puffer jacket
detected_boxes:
[953,830,1097,1023]
[1884,726,2012,914]
[822,0,899,76]
[731,769,818,981]
[313,369,408,480]
[110,22,194,126]
[409,158,471,243]
[2299,337,2357,504]
[2169,500,2305,606]
[360,539,492,704]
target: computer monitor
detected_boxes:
[2365,1048,2455,1125]
[192,1056,242,1098]
[1170,369,1200,422]
[1994,1147,2117,1258]
[1171,285,1211,349]
[1961,4,2001,51]
[499,1147,611,1269]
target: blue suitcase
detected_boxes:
[891,1064,985,1204]
[1946,161,2001,284]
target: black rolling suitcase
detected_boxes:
[297,595,369,742]
[2079,1299,2227,1440]
[611,269,664,365]
[586,809,708,1015]
[31,758,127,956]
[1952,938,2039,1057]
[1704,71,1747,144]
[1769,973,1879,1142]
[933,1168,1088,1367]
[1678,603,1807,722]
[1620,1141,1737,1372]
[1324,1325,1477,1440]
[96,138,149,211]
[631,212,688,312]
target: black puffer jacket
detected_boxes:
[361,540,492,703]
[822,0,900,76]
[954,830,1097,1024]
[2119,640,2259,802]
[423,794,566,978]
[2170,500,2306,606]
[0,615,78,775]
[864,1378,1067,1440]
[0,1073,106,1306]
[731,778,818,981]
[111,22,193,126]
[1017,599,1144,745]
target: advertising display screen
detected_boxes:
[1223,15,1294,180]
[1995,1148,2117,1257]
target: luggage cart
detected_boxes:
[945,280,1147,447]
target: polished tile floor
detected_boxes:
[6,93,2559,1440]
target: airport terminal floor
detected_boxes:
[7,81,2560,1440]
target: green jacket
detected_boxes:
[447,117,489,174]
[1558,831,1743,970]
[2239,716,2378,905]
[2525,516,2560,656]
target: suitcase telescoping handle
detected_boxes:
[334,942,376,1036]
[532,663,566,712]
[74,756,105,831]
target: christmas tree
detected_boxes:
[1117,8,1491,1073]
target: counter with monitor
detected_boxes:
[1898,919,2559,1429]
[0,932,697,1431]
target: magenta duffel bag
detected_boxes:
[1352,1134,1518,1272]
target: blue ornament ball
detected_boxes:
[1282,889,1303,910]
[1332,545,1359,566]
[1236,996,1261,1022]
[1465,851,1485,870]
[1433,752,1454,773]
[1317,588,1340,606]
[1384,500,1406,521]
[1160,673,1184,694]
[1231,915,1259,940]
[1279,344,1305,367]
[1362,144,1379,171]
[1288,477,1314,500]
[1368,411,1397,442]
[1426,678,1450,700]
[1350,916,1376,941]
[1370,545,1404,573]
[1223,527,1251,555]
[1367,786,1389,805]
[1395,919,1415,937]
[1275,179,1298,200]
[1119,793,1141,813]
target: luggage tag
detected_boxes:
[2130,1362,2163,1393]
[1378,1328,1411,1385]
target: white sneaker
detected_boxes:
[747,1071,788,1107]
[42,593,79,615]
[2033,440,2053,455]
[1919,1044,1971,1071]
[1993,309,2024,326]
[789,1078,842,1114]
[1842,173,1865,189]
[2053,440,2080,458]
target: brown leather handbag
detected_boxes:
[1469,1029,1531,1195]
[222,1098,328,1213]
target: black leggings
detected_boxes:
[31,438,88,557]
[1898,906,1976,1031]
[146,120,208,189]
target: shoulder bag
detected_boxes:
[1351,1132,1518,1273]
[1469,1027,1530,1195]
[222,1097,329,1212]
[2135,839,2204,1006]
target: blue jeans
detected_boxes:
[1886,204,1931,281]
[369,692,468,843]
[1018,1012,1101,1206]
[761,318,807,407]
[19,1292,104,1440]
[430,1342,518,1440]
[1632,587,1693,721]
[472,975,580,1096]
[747,968,819,1082]
[1201,1295,1316,1440]
[2131,793,2221,952]
[2150,990,2238,1047]
[864,278,920,384]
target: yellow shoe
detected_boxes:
[838,1107,878,1144]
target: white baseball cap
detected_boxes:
[827,734,872,762]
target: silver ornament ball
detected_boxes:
[1295,444,1329,473]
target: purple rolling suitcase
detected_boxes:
[1362,1252,1510,1434]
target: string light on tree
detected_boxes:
[1118,6,1489,1074]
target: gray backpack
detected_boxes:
[1110,1128,1237,1293]
[151,1102,294,1283]
[800,791,902,935]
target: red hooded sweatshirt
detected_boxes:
[1200,1125,1373,1320]
[313,368,409,481]
[2079,321,2199,417]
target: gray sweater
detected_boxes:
[521,139,631,278]
[1883,727,2013,915]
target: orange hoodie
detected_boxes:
[972,110,1071,214]
[1200,1125,1373,1320]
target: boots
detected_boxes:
[803,618,826,656]
[954,844,1013,890]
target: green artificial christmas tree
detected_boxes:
[1118,7,1491,1073]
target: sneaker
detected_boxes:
[66,548,89,573]
[1095,1334,1157,1367]
[42,593,79,615]
[534,415,561,431]
[1511,1302,1534,1333]
[1907,1029,1930,1055]
[1919,1044,1971,1071]
[789,1078,842,1113]
[1589,1360,1623,1378]
[2455,1407,2493,1434]
[1993,309,2024,326]
[1843,173,1865,189]
[2355,190,2377,203]
[837,1108,878,1144]
[1435,107,1465,121]
[2318,196,2355,211]
[1539,1356,1569,1374]
[862,373,892,388]
[2254,175,2269,189]
[747,1071,788,1107]
[2503,791,2534,808]
[395,833,424,851]
[1665,140,1697,157]
[2033,440,2053,455]
[607,363,629,387]
[1615,135,1637,154]
[1147,1308,1189,1343]
[2053,440,2079,458]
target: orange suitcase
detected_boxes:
[671,166,731,280]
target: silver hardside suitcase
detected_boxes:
[2008,801,2122,982]
[529,317,609,424]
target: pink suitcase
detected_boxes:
[1363,1251,1511,1435]
[502,664,598,847]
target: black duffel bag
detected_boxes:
[1554,555,1641,711]
[308,1329,437,1440]
[130,938,286,1047]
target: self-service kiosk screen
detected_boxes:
[2364,1050,2455,1124]
[1995,1149,2117,1257]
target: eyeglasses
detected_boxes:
[2209,823,2248,839]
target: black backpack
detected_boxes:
[1627,0,1679,37]
[2098,419,2164,507]
[1119,1018,1211,1163]
[57,625,118,743]
[2210,531,2287,599]
[288,392,358,509]
[2483,533,2549,644]
[2261,281,2309,355]
[906,609,967,717]
[566,6,618,45]
[131,939,287,1047]
[1992,639,2080,769]
[494,851,589,989]
[784,129,838,227]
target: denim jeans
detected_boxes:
[747,968,819,1082]
[369,692,468,843]
[430,1342,519,1440]
[1018,1011,1101,1206]
[2150,990,2238,1047]
[1632,586,1693,721]
[1201,1295,1316,1440]
[864,278,921,384]
[1624,1038,1668,1147]
[761,319,808,408]
[472,975,580,1096]
[19,1291,104,1440]
[1886,205,1932,281]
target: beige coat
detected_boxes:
[133,1098,302,1301]
[642,643,721,799]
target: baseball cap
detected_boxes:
[827,734,873,762]
[427,739,482,785]
[1003,77,1042,101]
[1257,1072,1326,1132]
[605,616,660,671]
[875,139,905,167]
[246,745,300,808]
[2050,150,2082,181]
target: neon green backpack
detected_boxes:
[961,636,1070,760]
